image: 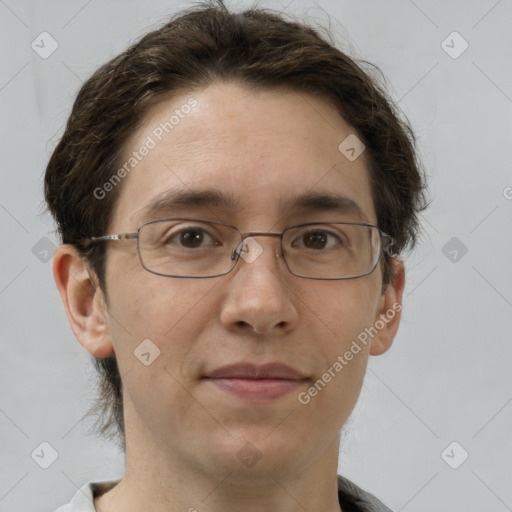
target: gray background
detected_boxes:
[1,0,511,511]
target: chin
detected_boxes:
[197,428,311,483]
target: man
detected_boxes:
[46,2,426,511]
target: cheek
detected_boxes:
[106,262,218,376]
[300,277,379,341]
[105,274,221,429]
[297,276,379,393]
[296,282,376,428]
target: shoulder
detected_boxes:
[54,480,120,512]
[337,474,393,512]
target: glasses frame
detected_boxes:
[80,217,395,280]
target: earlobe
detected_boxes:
[53,245,114,357]
[369,257,405,356]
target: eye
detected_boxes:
[177,228,209,248]
[293,228,342,250]
[161,224,221,249]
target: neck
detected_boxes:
[94,406,343,512]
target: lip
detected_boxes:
[206,363,307,380]
[204,363,309,402]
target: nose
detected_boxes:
[219,236,299,335]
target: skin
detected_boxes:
[53,81,404,512]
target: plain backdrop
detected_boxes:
[1,1,511,511]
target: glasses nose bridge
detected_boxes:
[240,230,283,249]
[231,230,284,262]
[240,230,282,240]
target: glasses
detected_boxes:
[81,217,394,280]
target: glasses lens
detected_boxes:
[138,219,239,277]
[137,220,383,279]
[282,223,381,279]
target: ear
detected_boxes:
[53,244,114,357]
[369,257,405,356]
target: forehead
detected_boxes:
[108,81,376,230]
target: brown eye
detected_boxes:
[179,229,205,248]
[159,224,220,250]
[292,228,342,251]
[303,231,328,249]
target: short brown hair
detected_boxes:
[44,0,427,451]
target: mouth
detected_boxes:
[203,363,310,402]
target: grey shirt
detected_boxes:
[54,475,392,512]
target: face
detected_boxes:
[75,82,403,484]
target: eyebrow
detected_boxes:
[135,188,369,224]
[135,189,240,222]
[287,191,369,223]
